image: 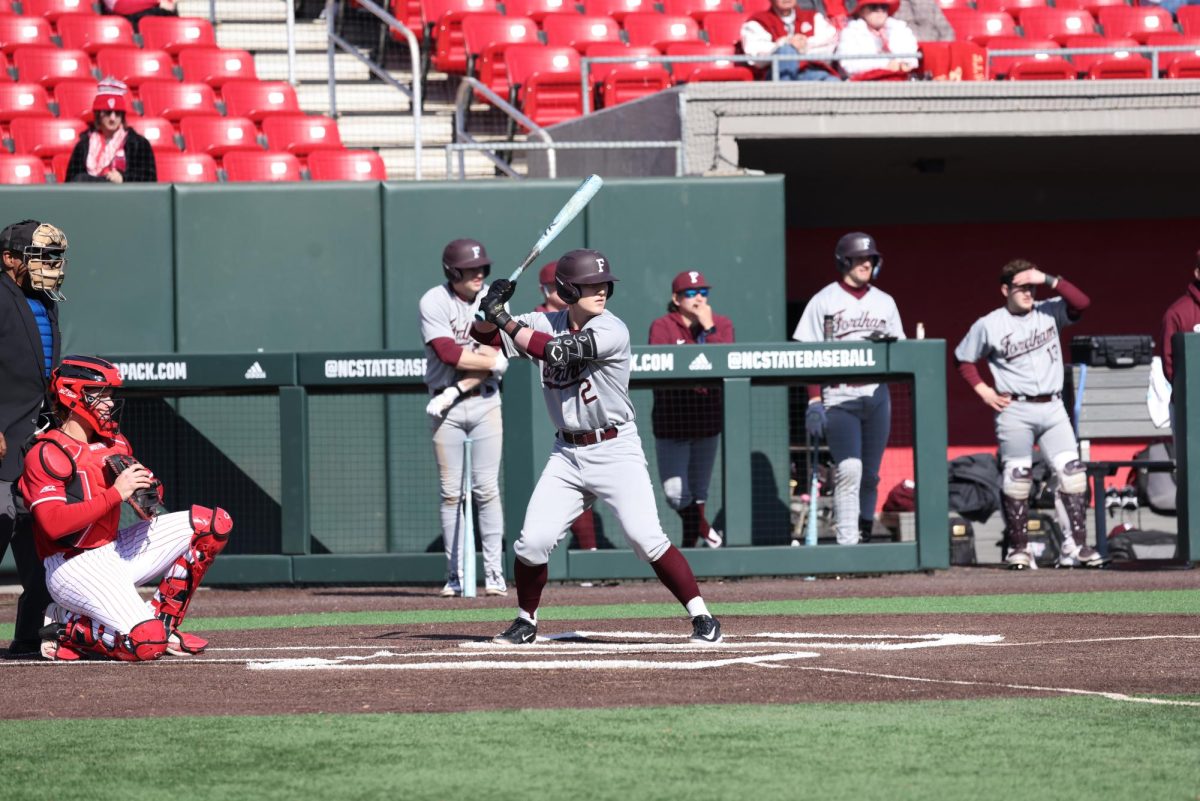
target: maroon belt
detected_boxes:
[1012,392,1061,403]
[559,426,619,446]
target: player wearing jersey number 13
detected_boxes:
[18,356,232,661]
[472,249,722,645]
[954,260,1103,569]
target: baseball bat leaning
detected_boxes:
[462,438,476,598]
[507,174,604,283]
[805,435,819,547]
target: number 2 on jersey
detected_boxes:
[580,379,597,405]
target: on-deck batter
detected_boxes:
[420,238,509,597]
[954,259,1101,569]
[793,232,905,545]
[471,249,723,645]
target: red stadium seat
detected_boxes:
[307,149,387,181]
[1146,33,1200,74]
[942,9,1016,44]
[663,0,740,22]
[1098,6,1174,44]
[21,0,94,21]
[462,14,539,82]
[664,41,753,81]
[96,48,174,90]
[740,0,770,13]
[1007,55,1077,78]
[1053,0,1128,17]
[1062,34,1137,73]
[127,116,177,151]
[1167,55,1200,78]
[179,48,258,88]
[1018,8,1096,44]
[0,154,46,183]
[0,51,11,82]
[624,13,702,50]
[584,42,660,82]
[426,0,500,74]
[56,15,135,53]
[984,36,1059,77]
[0,83,50,122]
[180,115,261,157]
[51,80,97,120]
[1086,52,1151,77]
[154,151,217,182]
[138,17,216,54]
[13,47,92,88]
[503,0,579,21]
[582,0,654,24]
[543,15,623,52]
[222,150,303,183]
[9,115,84,157]
[0,15,53,53]
[974,0,1046,15]
[221,80,301,121]
[261,114,344,156]
[139,81,218,120]
[936,0,972,10]
[701,11,749,47]
[51,150,70,182]
[387,0,425,40]
[504,44,584,126]
[600,63,671,106]
[1181,7,1200,37]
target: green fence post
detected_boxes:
[279,385,310,555]
[1174,332,1196,564]
[722,377,752,547]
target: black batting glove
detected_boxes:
[480,279,516,328]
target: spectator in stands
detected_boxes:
[895,0,953,42]
[65,79,156,185]
[648,270,734,549]
[102,0,178,32]
[835,0,920,78]
[1158,249,1200,434]
[740,0,842,81]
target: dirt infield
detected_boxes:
[2,568,1199,720]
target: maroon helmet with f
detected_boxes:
[442,238,491,282]
[51,355,124,435]
[555,249,619,304]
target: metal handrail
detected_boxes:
[286,0,297,85]
[325,0,423,180]
[453,77,554,180]
[445,139,685,177]
[984,43,1200,78]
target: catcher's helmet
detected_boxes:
[835,232,882,280]
[442,238,491,282]
[51,355,124,436]
[555,249,618,305]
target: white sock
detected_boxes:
[518,609,537,625]
[685,597,709,618]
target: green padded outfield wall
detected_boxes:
[0,177,785,564]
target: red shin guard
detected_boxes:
[153,505,232,633]
[650,545,702,608]
[514,559,548,619]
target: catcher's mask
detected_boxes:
[2,220,68,301]
[51,355,124,436]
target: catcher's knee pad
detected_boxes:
[1054,456,1088,495]
[1002,462,1034,500]
[120,619,169,662]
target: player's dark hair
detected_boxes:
[1000,259,1037,286]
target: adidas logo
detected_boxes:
[688,353,713,371]
[244,361,267,380]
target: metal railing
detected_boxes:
[453,77,554,179]
[983,43,1200,78]
[445,138,685,179]
[324,0,423,180]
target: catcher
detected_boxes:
[18,355,232,661]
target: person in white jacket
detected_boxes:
[835,0,920,77]
[740,0,842,81]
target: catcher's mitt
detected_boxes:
[104,454,162,520]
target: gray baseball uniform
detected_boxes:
[419,282,505,593]
[793,282,905,543]
[500,309,669,564]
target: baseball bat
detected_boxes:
[507,174,604,283]
[462,438,476,598]
[805,435,819,547]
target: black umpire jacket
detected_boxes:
[0,272,59,482]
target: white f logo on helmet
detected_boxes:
[596,258,606,272]
[471,246,480,258]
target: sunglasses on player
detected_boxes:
[679,288,709,298]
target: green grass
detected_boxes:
[4,588,1194,638]
[3,698,1198,801]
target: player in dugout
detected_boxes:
[19,356,232,660]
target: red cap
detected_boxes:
[672,270,709,293]
[538,262,557,285]
[92,76,128,114]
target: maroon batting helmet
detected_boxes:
[835,232,882,279]
[442,238,491,282]
[555,249,618,304]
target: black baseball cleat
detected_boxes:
[493,617,538,645]
[690,614,722,644]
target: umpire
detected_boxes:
[0,219,65,656]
